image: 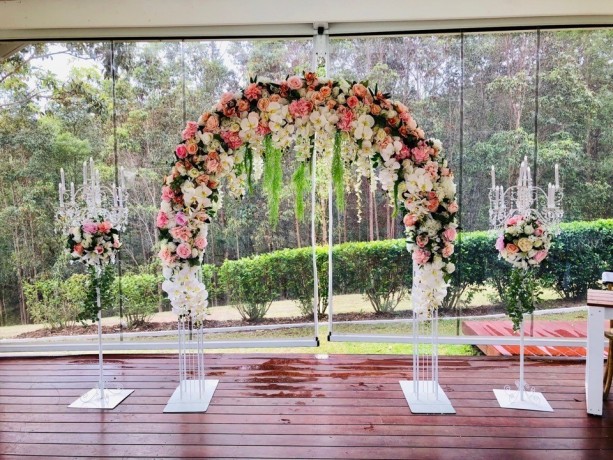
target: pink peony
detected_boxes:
[156,211,169,229]
[98,221,112,234]
[176,243,192,259]
[337,108,355,132]
[533,250,548,264]
[181,121,198,140]
[175,144,188,159]
[82,221,99,234]
[220,130,243,150]
[412,248,431,265]
[403,214,418,227]
[286,76,303,90]
[243,83,262,101]
[175,212,188,226]
[442,243,454,258]
[411,145,430,164]
[288,99,312,119]
[495,235,505,251]
[443,227,457,242]
[194,236,208,250]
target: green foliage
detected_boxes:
[501,268,542,331]
[292,162,308,221]
[23,274,87,329]
[81,266,116,324]
[331,132,345,212]
[218,255,279,322]
[115,273,159,328]
[262,135,284,227]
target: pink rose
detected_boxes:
[181,121,198,140]
[175,212,188,226]
[194,236,208,250]
[82,221,99,234]
[442,243,454,258]
[533,250,548,264]
[161,186,174,202]
[204,115,220,133]
[288,99,313,119]
[412,248,431,265]
[286,76,303,90]
[170,226,192,241]
[206,158,221,174]
[507,215,522,226]
[352,83,367,99]
[221,130,243,150]
[175,144,188,159]
[98,221,112,234]
[176,243,192,259]
[403,214,418,227]
[346,95,359,109]
[336,108,355,132]
[506,243,519,254]
[534,227,544,237]
[447,202,459,213]
[495,235,505,252]
[443,227,457,242]
[156,211,169,229]
[219,92,234,106]
[158,246,175,264]
[94,245,104,255]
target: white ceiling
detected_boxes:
[0,0,612,41]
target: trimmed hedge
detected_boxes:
[25,219,613,326]
[211,219,613,318]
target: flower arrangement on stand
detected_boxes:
[496,214,552,330]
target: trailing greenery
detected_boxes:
[292,161,308,221]
[262,135,284,227]
[81,266,116,324]
[502,268,542,331]
[331,132,345,212]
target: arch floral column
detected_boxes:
[157,73,458,323]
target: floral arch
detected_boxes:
[157,73,458,322]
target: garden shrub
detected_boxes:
[115,273,160,328]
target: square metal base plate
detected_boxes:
[164,379,219,413]
[493,389,553,412]
[400,380,456,414]
[68,388,134,409]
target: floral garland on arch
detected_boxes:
[157,73,458,321]
[496,214,552,330]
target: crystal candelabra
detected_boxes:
[57,157,128,232]
[489,156,563,234]
[488,156,562,412]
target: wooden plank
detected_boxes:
[587,289,613,307]
[1,353,612,458]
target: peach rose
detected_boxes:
[442,243,454,258]
[346,96,359,109]
[506,243,519,254]
[186,142,198,155]
[257,97,270,111]
[98,221,112,234]
[319,86,331,98]
[352,83,368,99]
[205,115,219,132]
[403,214,418,227]
[237,98,250,112]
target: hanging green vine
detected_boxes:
[292,161,309,221]
[79,265,115,324]
[502,268,542,331]
[244,145,254,192]
[331,131,345,212]
[262,135,284,226]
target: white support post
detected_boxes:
[400,264,455,414]
[69,285,133,410]
[164,319,218,413]
[493,315,553,412]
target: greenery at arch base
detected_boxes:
[156,73,458,322]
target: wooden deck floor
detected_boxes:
[1,353,612,459]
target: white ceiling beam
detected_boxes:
[0,0,612,41]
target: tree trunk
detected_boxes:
[294,214,302,248]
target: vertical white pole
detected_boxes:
[327,176,334,335]
[519,317,525,401]
[96,287,105,407]
[311,142,319,336]
[412,264,419,398]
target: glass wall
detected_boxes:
[0,29,611,350]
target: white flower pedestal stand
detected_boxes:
[164,319,218,413]
[400,309,455,414]
[400,265,455,414]
[69,288,134,409]
[492,317,553,412]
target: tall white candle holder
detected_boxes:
[488,157,562,412]
[58,158,133,410]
